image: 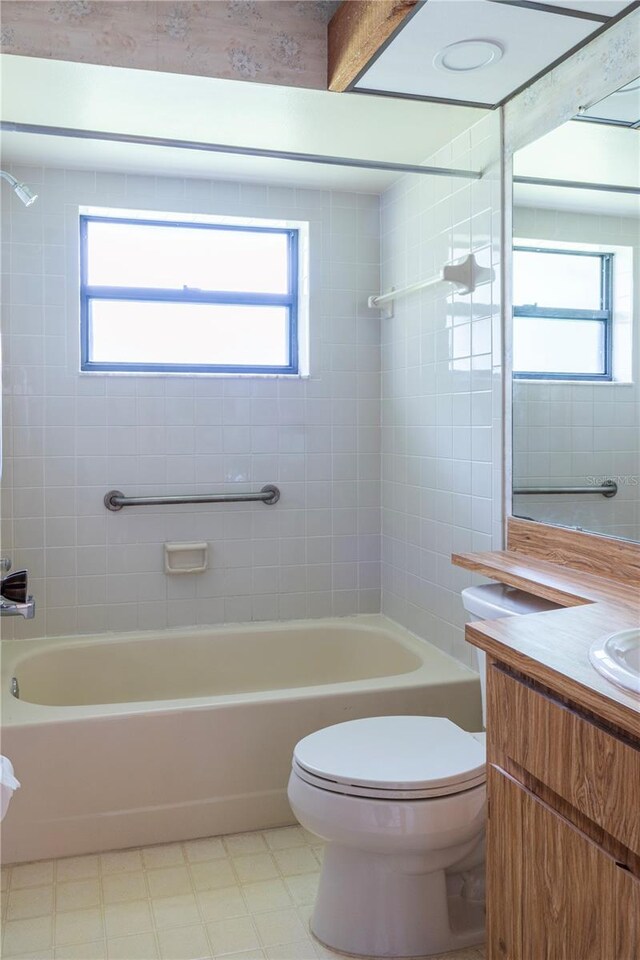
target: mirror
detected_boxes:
[511,78,640,543]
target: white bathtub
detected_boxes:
[1,615,481,864]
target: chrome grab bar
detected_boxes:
[104,484,280,511]
[513,481,617,499]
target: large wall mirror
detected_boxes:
[511,77,640,543]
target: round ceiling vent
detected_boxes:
[433,39,504,73]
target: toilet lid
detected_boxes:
[293,716,486,799]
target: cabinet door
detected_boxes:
[616,861,640,960]
[488,766,638,960]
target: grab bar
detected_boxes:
[104,484,280,511]
[513,481,617,499]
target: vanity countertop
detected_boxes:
[452,549,640,740]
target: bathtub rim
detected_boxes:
[1,614,479,728]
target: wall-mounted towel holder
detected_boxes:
[368,253,494,320]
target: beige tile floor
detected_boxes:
[0,827,486,960]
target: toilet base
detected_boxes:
[310,844,485,958]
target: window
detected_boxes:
[80,214,300,374]
[513,246,613,381]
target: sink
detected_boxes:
[589,629,640,696]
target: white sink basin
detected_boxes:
[589,629,640,696]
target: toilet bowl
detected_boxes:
[288,584,561,958]
[288,716,486,958]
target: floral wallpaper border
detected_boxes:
[0,0,342,90]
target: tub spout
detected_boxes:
[0,597,36,618]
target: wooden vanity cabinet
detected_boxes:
[486,660,640,959]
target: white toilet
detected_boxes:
[288,584,560,958]
[0,756,20,822]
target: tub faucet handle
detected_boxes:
[0,558,11,574]
[1,570,29,604]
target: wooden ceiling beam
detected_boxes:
[328,0,420,92]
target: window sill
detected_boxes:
[78,370,310,379]
[514,378,634,386]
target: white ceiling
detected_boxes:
[0,55,484,193]
[538,0,631,13]
[353,0,633,108]
[514,182,640,218]
[581,76,640,124]
[514,120,640,187]
[514,115,639,217]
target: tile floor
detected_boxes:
[1,827,486,960]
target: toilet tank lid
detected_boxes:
[462,583,561,619]
[293,716,485,792]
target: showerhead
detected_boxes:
[13,181,38,206]
[0,170,38,207]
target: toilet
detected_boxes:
[288,584,560,958]
[0,756,20,822]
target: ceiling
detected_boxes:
[514,112,640,217]
[514,181,640,218]
[578,76,640,126]
[0,55,484,193]
[352,0,637,108]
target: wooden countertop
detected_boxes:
[452,550,640,739]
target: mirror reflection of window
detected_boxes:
[513,246,612,380]
[511,75,640,543]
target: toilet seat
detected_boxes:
[292,716,486,800]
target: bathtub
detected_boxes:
[1,615,481,864]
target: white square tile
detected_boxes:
[206,916,260,956]
[101,850,144,875]
[196,887,248,923]
[264,942,316,960]
[232,856,278,885]
[152,893,200,929]
[253,910,307,948]
[272,850,319,878]
[11,861,55,889]
[7,885,54,920]
[2,915,53,955]
[107,932,159,960]
[261,830,307,852]
[143,844,186,870]
[282,875,319,908]
[240,880,292,915]
[223,835,267,858]
[157,924,212,960]
[189,861,236,893]
[147,867,193,899]
[102,872,148,905]
[184,839,226,863]
[54,907,105,946]
[104,900,154,938]
[56,878,101,912]
[55,856,100,882]
[219,952,264,960]
[55,940,106,960]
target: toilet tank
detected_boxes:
[461,583,562,726]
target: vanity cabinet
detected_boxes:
[486,661,640,959]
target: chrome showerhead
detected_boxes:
[0,170,38,206]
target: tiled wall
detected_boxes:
[512,205,640,542]
[378,113,503,669]
[0,1,339,90]
[1,164,381,638]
